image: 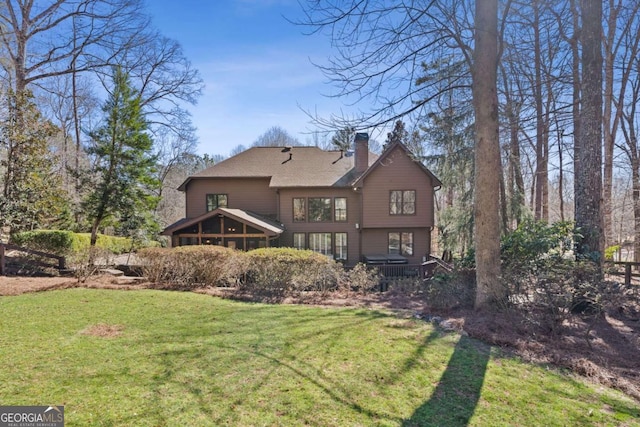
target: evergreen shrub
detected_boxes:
[242,248,342,296]
[11,230,76,255]
[11,230,151,255]
[423,268,476,310]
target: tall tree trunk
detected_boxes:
[603,1,640,247]
[602,1,618,247]
[569,0,581,203]
[473,0,503,310]
[557,127,565,222]
[499,162,509,234]
[500,65,525,229]
[533,1,548,221]
[633,161,640,264]
[575,0,604,265]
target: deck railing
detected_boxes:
[365,255,453,291]
[606,261,640,286]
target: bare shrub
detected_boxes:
[387,276,424,295]
[137,247,173,283]
[423,268,476,310]
[500,254,639,338]
[340,263,380,295]
[68,247,112,283]
[138,246,244,289]
[175,246,244,287]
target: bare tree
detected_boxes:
[252,126,301,147]
[603,1,640,247]
[39,73,98,189]
[297,0,475,130]
[0,0,147,95]
[0,0,203,229]
[101,32,203,139]
[229,144,247,157]
[618,50,640,263]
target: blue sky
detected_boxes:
[145,0,355,157]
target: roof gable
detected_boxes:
[162,207,285,236]
[352,142,442,188]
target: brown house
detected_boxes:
[163,133,441,266]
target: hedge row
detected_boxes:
[11,230,155,256]
[137,246,380,295]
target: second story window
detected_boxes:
[308,197,332,222]
[206,194,228,212]
[334,197,347,222]
[293,198,306,222]
[390,190,416,215]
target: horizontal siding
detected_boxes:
[361,145,435,228]
[278,188,361,265]
[185,178,277,218]
[361,228,431,264]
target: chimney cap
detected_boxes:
[355,132,369,141]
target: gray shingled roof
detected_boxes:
[178,146,378,190]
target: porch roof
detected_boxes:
[162,208,285,237]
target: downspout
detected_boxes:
[275,187,280,247]
[355,185,363,263]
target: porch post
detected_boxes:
[220,216,225,246]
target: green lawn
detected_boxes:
[0,289,638,426]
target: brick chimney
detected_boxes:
[354,132,369,174]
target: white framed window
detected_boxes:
[293,232,306,250]
[309,233,332,256]
[335,232,348,261]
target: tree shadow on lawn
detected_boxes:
[403,335,491,427]
[146,309,398,425]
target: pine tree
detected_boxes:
[0,90,71,234]
[83,67,159,247]
[331,127,356,151]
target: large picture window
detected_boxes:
[293,198,306,222]
[334,198,347,222]
[390,190,416,215]
[335,233,348,261]
[309,233,332,256]
[308,198,332,222]
[293,233,306,250]
[206,194,228,212]
[388,232,414,256]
